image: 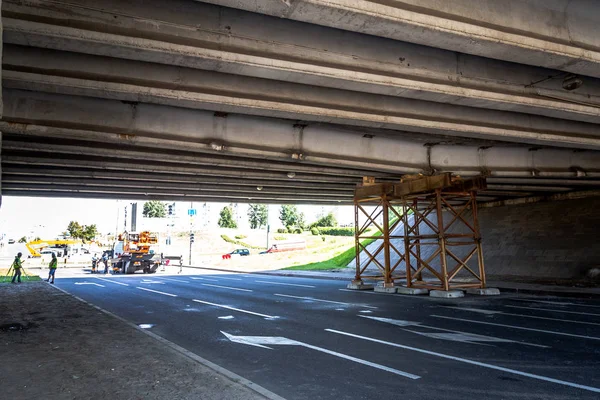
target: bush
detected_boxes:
[234,234,247,240]
[319,227,354,236]
[276,228,287,234]
[311,227,320,235]
[294,228,303,234]
[286,225,295,234]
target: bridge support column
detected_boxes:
[0,0,3,210]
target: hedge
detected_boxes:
[318,227,354,236]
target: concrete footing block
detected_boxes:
[374,286,397,293]
[396,287,429,295]
[466,288,501,296]
[346,282,374,290]
[430,290,464,298]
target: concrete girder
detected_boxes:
[2,91,599,178]
[0,167,357,192]
[6,71,600,151]
[2,182,351,203]
[0,155,365,184]
[2,190,355,205]
[3,2,600,125]
[199,0,600,78]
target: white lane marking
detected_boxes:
[505,305,600,317]
[360,316,548,348]
[136,287,178,297]
[140,280,164,285]
[221,331,420,379]
[95,277,129,286]
[512,299,600,309]
[218,315,235,320]
[190,277,219,281]
[193,299,277,319]
[443,306,600,326]
[75,282,105,287]
[326,329,600,394]
[215,277,242,281]
[359,310,373,314]
[159,277,189,283]
[255,280,316,288]
[202,283,253,292]
[431,315,600,341]
[274,293,378,309]
[441,306,501,315]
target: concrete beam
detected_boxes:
[4,0,600,125]
[200,0,600,78]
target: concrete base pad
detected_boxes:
[346,282,374,290]
[396,287,429,295]
[430,290,464,298]
[374,286,397,293]
[466,288,501,296]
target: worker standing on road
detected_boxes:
[91,253,98,274]
[102,253,109,274]
[47,253,58,284]
[11,252,24,284]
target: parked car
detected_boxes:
[222,248,250,259]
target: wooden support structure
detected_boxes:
[353,174,488,290]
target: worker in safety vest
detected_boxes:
[91,254,98,274]
[11,252,24,284]
[47,253,58,284]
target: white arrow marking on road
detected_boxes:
[274,293,377,309]
[326,328,600,394]
[75,282,105,287]
[221,331,420,379]
[440,306,600,326]
[360,316,548,348]
[95,277,129,286]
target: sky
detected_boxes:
[0,196,355,240]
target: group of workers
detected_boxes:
[91,253,110,274]
[9,252,58,284]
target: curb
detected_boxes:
[48,283,286,400]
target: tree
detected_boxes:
[143,201,166,218]
[82,224,98,241]
[279,205,302,228]
[18,236,28,243]
[247,204,268,229]
[218,206,238,228]
[311,212,337,228]
[67,221,83,239]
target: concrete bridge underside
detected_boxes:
[0,0,599,205]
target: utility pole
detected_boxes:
[189,201,193,266]
[266,204,270,251]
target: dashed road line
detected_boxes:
[159,277,190,283]
[190,277,219,282]
[255,280,316,288]
[326,329,600,394]
[505,305,600,317]
[193,299,277,319]
[431,315,600,341]
[215,277,243,281]
[442,306,600,326]
[136,287,178,297]
[202,283,253,292]
[95,277,129,286]
[275,293,377,309]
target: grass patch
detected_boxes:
[0,268,42,282]
[283,237,378,271]
[220,234,263,250]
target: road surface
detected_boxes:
[55,272,600,400]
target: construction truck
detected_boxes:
[112,231,160,274]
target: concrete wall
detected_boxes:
[480,196,600,281]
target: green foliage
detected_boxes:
[220,234,262,250]
[18,236,28,243]
[279,205,304,229]
[33,236,41,242]
[286,225,294,234]
[218,206,238,228]
[247,204,268,229]
[234,234,247,240]
[311,227,320,235]
[294,228,303,234]
[66,221,98,241]
[273,235,287,241]
[143,200,166,218]
[276,228,287,234]
[311,212,337,228]
[319,227,354,236]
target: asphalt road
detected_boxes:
[55,272,600,400]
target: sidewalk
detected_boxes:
[182,265,600,299]
[0,282,281,400]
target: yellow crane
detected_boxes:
[25,239,81,258]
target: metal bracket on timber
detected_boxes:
[352,173,488,291]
